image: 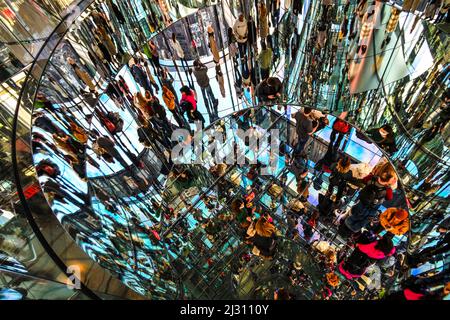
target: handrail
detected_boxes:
[11,0,149,300]
[11,0,99,300]
[11,0,447,300]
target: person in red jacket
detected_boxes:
[180,85,204,125]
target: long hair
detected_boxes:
[372,161,397,185]
[135,92,146,106]
[255,216,276,237]
[231,199,244,214]
[336,156,351,173]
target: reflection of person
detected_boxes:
[180,85,204,125]
[330,118,350,149]
[148,40,162,74]
[340,163,397,236]
[192,59,218,120]
[326,156,352,201]
[215,64,226,98]
[256,77,282,102]
[162,85,185,128]
[252,214,278,259]
[67,57,97,93]
[233,14,248,60]
[257,40,273,80]
[366,125,397,154]
[207,25,220,64]
[338,231,396,280]
[294,107,318,155]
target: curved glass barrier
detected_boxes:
[1,0,448,299]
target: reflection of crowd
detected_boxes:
[15,0,449,301]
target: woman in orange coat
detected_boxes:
[378,207,410,236]
[162,85,186,128]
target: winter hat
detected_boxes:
[207,25,214,33]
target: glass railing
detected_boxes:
[1,0,448,299]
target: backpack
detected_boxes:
[180,100,194,112]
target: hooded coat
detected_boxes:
[379,208,410,235]
[208,29,220,63]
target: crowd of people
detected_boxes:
[19,0,449,300]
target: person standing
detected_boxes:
[130,60,152,93]
[144,90,172,135]
[255,76,282,103]
[162,85,186,128]
[170,33,193,86]
[207,25,220,64]
[247,15,258,54]
[257,40,273,80]
[160,67,179,105]
[330,117,350,149]
[233,14,248,61]
[326,156,352,202]
[142,59,159,94]
[180,85,204,125]
[340,163,397,237]
[192,59,218,121]
[294,107,318,155]
[67,57,97,94]
[148,40,162,75]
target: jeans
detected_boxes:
[237,42,247,60]
[294,136,311,155]
[180,58,194,86]
[330,129,345,149]
[201,85,217,119]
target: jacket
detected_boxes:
[379,208,410,235]
[170,38,184,59]
[258,48,273,70]
[233,19,248,43]
[359,174,393,206]
[162,86,176,111]
[256,77,282,100]
[180,92,197,111]
[252,233,277,257]
[193,65,210,88]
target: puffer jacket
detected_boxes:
[162,86,176,111]
[379,208,410,235]
[233,19,248,43]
